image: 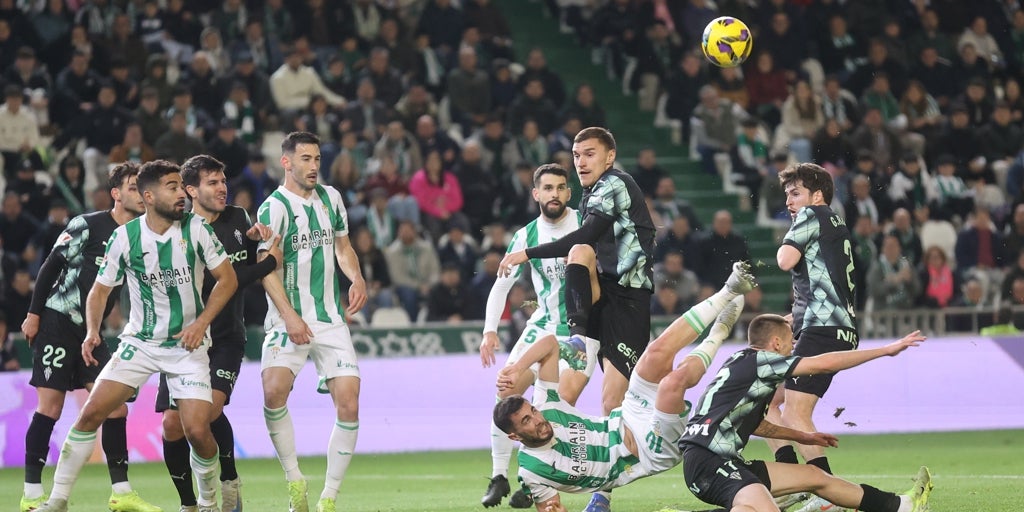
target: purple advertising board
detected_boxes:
[1,336,1023,467]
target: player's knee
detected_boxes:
[75,408,107,431]
[262,385,289,409]
[802,466,832,491]
[162,412,185,440]
[666,366,700,391]
[35,402,63,420]
[601,395,623,415]
[108,403,129,419]
[181,421,212,446]
[567,244,596,265]
[335,397,359,422]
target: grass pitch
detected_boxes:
[2,430,1021,511]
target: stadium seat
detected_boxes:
[371,307,412,327]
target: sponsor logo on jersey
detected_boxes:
[177,376,210,389]
[684,420,711,437]
[228,250,248,263]
[140,266,193,289]
[291,229,334,251]
[215,368,238,382]
[566,421,588,479]
[234,229,243,245]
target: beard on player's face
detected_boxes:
[541,201,566,219]
[152,196,186,221]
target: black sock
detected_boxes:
[774,445,798,464]
[807,456,832,474]
[565,263,592,337]
[24,413,57,484]
[858,484,902,512]
[211,413,237,481]
[102,418,130,485]
[164,436,197,506]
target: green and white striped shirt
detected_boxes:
[500,210,581,336]
[517,383,644,502]
[96,213,227,346]
[258,184,349,329]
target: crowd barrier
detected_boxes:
[1,335,1022,467]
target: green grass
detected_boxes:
[3,430,1022,511]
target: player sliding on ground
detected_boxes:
[493,263,829,511]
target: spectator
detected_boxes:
[7,157,50,222]
[759,12,804,75]
[691,85,749,176]
[295,0,353,51]
[1002,250,1024,302]
[207,120,249,179]
[358,47,405,108]
[30,3,72,64]
[868,233,921,310]
[914,204,958,268]
[935,105,983,170]
[562,83,607,130]
[631,21,682,108]
[879,18,911,70]
[107,58,139,111]
[225,52,275,126]
[34,199,69,262]
[139,54,172,110]
[3,47,51,109]
[230,153,277,208]
[270,46,346,114]
[0,191,39,263]
[53,81,135,191]
[711,66,749,111]
[548,115,582,156]
[107,122,155,165]
[374,18,419,80]
[651,176,702,231]
[812,118,855,168]
[182,52,222,118]
[1005,78,1024,123]
[885,207,924,267]
[759,152,790,220]
[374,120,424,178]
[908,8,957,63]
[395,84,439,133]
[850,215,878,311]
[263,0,295,43]
[154,110,205,164]
[0,20,19,75]
[900,79,944,146]
[590,0,642,80]
[518,48,567,110]
[652,251,699,309]
[696,209,750,295]
[475,115,518,181]
[437,218,479,281]
[469,247,503,319]
[343,78,389,143]
[958,78,993,128]
[677,0,717,52]
[220,81,259,150]
[417,0,465,59]
[664,53,709,139]
[232,18,283,76]
[955,207,1005,284]
[850,107,902,169]
[1003,204,1024,262]
[774,79,823,164]
[363,188,396,248]
[102,13,146,80]
[133,87,167,148]
[958,15,1003,70]
[507,77,559,136]
[820,75,860,131]
[631,148,668,197]
[861,73,902,128]
[52,49,102,126]
[195,26,230,76]
[953,43,991,92]
[845,173,887,228]
[981,306,1020,336]
[498,161,538,229]
[818,15,865,79]
[426,263,476,322]
[650,283,686,316]
[164,85,214,141]
[0,84,40,180]
[744,51,788,128]
[888,154,936,214]
[980,101,1023,189]
[350,226,394,316]
[5,268,32,332]
[454,140,497,232]
[415,115,459,167]
[848,39,908,98]
[513,119,549,168]
[385,220,441,321]
[299,94,343,171]
[0,312,17,371]
[363,154,421,226]
[947,278,990,332]
[409,149,464,240]
[911,46,957,109]
[52,156,86,216]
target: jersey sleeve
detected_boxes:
[506,228,528,279]
[783,207,819,253]
[50,215,89,262]
[95,227,127,287]
[482,231,524,333]
[755,351,801,382]
[257,198,289,252]
[330,187,350,238]
[195,218,228,269]
[584,175,630,221]
[518,471,558,504]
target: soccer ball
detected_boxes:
[701,16,753,68]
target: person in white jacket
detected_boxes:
[0,85,40,178]
[269,48,346,113]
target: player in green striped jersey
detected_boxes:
[479,164,596,509]
[36,160,239,512]
[492,263,826,511]
[257,132,367,512]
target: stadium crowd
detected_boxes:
[1,0,1023,369]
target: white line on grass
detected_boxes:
[845,474,1024,480]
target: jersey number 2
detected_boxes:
[842,240,855,293]
[42,346,66,368]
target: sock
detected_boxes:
[264,406,303,481]
[322,420,358,500]
[859,484,902,512]
[211,414,238,481]
[774,445,799,464]
[101,417,130,489]
[25,412,57,489]
[50,428,98,501]
[807,456,832,474]
[681,288,736,337]
[490,418,513,478]
[190,449,220,507]
[164,437,197,506]
[565,264,592,336]
[686,330,727,369]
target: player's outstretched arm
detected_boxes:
[793,330,926,377]
[335,234,367,315]
[754,420,839,448]
[497,334,560,391]
[480,275,516,367]
[176,260,237,350]
[82,282,114,366]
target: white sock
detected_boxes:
[897,495,911,512]
[687,331,727,369]
[23,483,44,499]
[321,421,358,500]
[111,481,132,494]
[681,287,735,335]
[50,428,98,501]
[264,406,303,481]
[190,449,220,506]
[490,418,513,478]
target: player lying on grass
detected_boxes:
[679,313,933,512]
[493,263,836,512]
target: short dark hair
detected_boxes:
[778,162,835,205]
[181,154,226,190]
[493,395,529,434]
[107,161,140,192]
[137,160,181,193]
[573,126,616,151]
[281,131,320,154]
[533,163,568,187]
[747,314,790,348]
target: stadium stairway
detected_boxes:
[496,0,791,311]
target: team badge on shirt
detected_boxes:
[234,229,243,245]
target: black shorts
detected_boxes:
[588,276,652,378]
[29,308,107,391]
[682,444,770,509]
[785,326,859,398]
[155,342,245,412]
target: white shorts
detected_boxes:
[97,337,212,403]
[506,325,600,380]
[261,321,359,380]
[621,373,685,475]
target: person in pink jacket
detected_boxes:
[409,149,465,240]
